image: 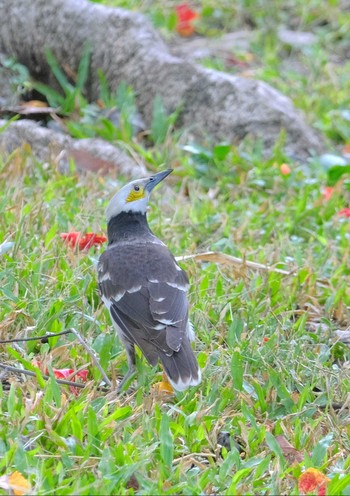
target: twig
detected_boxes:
[0,327,113,389]
[68,327,112,387]
[176,251,293,276]
[0,362,109,391]
[0,329,73,344]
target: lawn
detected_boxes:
[1,0,350,494]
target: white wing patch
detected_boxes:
[127,285,142,293]
[153,296,165,302]
[166,281,188,291]
[99,272,111,282]
[111,291,125,302]
[158,317,179,325]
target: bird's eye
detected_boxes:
[134,185,140,191]
[149,177,154,182]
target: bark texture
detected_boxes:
[0,0,323,158]
[0,119,145,176]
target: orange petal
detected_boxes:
[298,468,330,495]
[8,471,31,496]
[280,163,291,175]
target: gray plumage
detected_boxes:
[98,170,201,391]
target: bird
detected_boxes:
[97,169,201,392]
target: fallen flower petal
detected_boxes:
[338,207,350,218]
[0,471,32,496]
[322,186,334,201]
[76,369,89,381]
[60,231,80,248]
[280,163,291,175]
[175,3,199,36]
[298,468,330,496]
[32,361,88,395]
[60,232,107,250]
[78,233,107,250]
[53,367,89,395]
[52,368,75,379]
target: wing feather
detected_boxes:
[98,242,190,357]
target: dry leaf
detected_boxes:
[275,435,304,463]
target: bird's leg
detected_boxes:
[117,342,136,393]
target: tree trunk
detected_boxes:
[0,0,323,159]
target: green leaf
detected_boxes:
[225,467,252,495]
[327,165,350,185]
[76,42,92,91]
[0,115,20,132]
[151,95,168,144]
[159,412,173,471]
[45,48,73,95]
[213,144,231,161]
[7,383,16,417]
[328,473,350,496]
[47,365,62,407]
[99,406,132,428]
[265,431,286,469]
[31,81,65,107]
[231,350,243,391]
[311,432,333,466]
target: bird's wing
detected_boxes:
[98,242,190,361]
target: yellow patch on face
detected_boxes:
[126,186,145,203]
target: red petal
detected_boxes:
[322,186,334,201]
[53,368,74,379]
[175,3,199,36]
[78,233,107,250]
[338,207,350,218]
[298,468,330,495]
[175,3,198,22]
[60,232,81,248]
[61,232,107,250]
[94,235,108,244]
[78,234,90,250]
[76,370,89,381]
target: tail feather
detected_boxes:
[159,338,201,391]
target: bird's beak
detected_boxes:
[145,169,173,192]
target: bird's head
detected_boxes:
[106,169,173,221]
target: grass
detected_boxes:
[1,0,350,494]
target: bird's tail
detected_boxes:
[159,338,201,391]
